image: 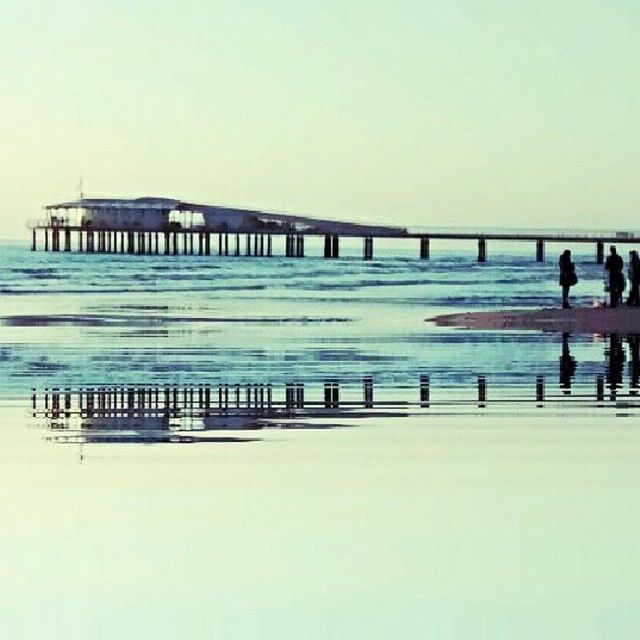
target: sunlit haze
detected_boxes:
[2,0,638,239]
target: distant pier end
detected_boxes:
[29,197,636,262]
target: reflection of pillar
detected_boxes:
[536,239,544,262]
[560,332,576,393]
[323,381,339,408]
[596,375,604,403]
[363,377,373,408]
[477,375,486,407]
[536,376,544,405]
[419,375,430,408]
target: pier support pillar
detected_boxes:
[189,233,194,255]
[44,230,49,252]
[363,237,373,260]
[205,233,211,256]
[596,240,604,264]
[285,235,293,257]
[127,232,134,254]
[120,231,125,253]
[172,232,178,256]
[332,235,339,258]
[245,235,250,256]
[477,238,486,263]
[87,231,94,253]
[225,233,229,256]
[79,231,84,252]
[235,234,240,256]
[52,229,60,252]
[260,234,265,256]
[164,232,170,255]
[536,239,544,262]
[31,229,36,251]
[198,233,203,256]
[267,235,272,256]
[64,229,71,252]
[154,232,159,255]
[420,236,430,260]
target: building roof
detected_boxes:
[45,197,407,235]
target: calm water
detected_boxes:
[1,239,640,638]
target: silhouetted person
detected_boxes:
[627,250,640,306]
[558,250,577,309]
[605,246,624,307]
[559,333,577,393]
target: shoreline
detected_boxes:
[429,306,640,334]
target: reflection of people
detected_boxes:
[559,333,577,393]
[628,335,640,390]
[627,251,640,307]
[605,334,625,395]
[558,250,577,309]
[605,246,624,308]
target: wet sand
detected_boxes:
[430,306,640,333]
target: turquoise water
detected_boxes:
[1,240,640,638]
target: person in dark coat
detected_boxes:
[558,249,577,309]
[627,250,640,306]
[605,246,624,307]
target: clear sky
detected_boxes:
[1,0,638,239]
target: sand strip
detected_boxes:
[429,306,640,333]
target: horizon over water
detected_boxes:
[1,239,640,638]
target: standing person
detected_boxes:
[605,246,624,307]
[558,249,577,309]
[627,250,640,306]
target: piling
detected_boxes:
[420,236,430,260]
[363,237,373,260]
[596,241,604,264]
[478,238,486,263]
[536,239,544,262]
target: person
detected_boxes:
[605,245,624,307]
[627,250,640,306]
[558,249,577,309]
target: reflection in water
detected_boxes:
[31,334,640,444]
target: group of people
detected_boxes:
[559,245,640,309]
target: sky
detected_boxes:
[1,0,638,239]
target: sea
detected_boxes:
[1,237,639,639]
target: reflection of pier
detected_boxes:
[32,337,640,443]
[29,197,640,263]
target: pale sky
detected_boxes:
[1,0,638,239]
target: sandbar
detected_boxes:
[429,306,640,334]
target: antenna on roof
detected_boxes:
[77,176,84,201]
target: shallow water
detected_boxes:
[1,240,639,638]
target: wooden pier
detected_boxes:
[29,197,639,263]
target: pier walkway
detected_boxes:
[29,197,639,263]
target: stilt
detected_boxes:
[260,234,264,256]
[363,237,373,260]
[267,235,272,256]
[296,235,303,257]
[235,234,240,256]
[64,229,71,252]
[189,233,194,255]
[155,232,159,255]
[79,230,84,252]
[224,233,229,256]
[245,234,250,256]
[332,235,339,258]
[596,240,604,264]
[198,233,203,256]
[44,229,49,252]
[52,229,60,252]
[164,232,170,255]
[478,238,486,263]
[120,232,125,253]
[536,239,544,262]
[87,231,94,253]
[31,229,36,251]
[172,232,178,256]
[205,233,211,256]
[420,236,430,260]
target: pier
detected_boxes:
[29,197,639,263]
